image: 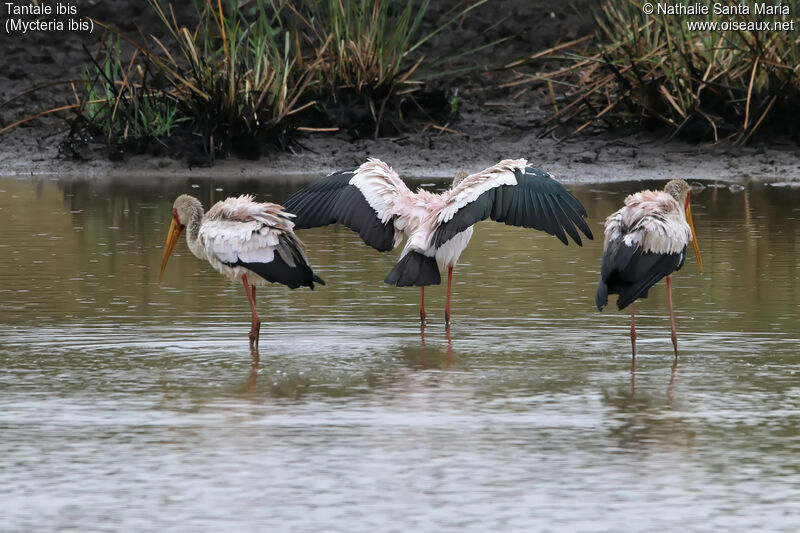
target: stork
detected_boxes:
[596,179,703,357]
[283,158,592,324]
[158,194,324,349]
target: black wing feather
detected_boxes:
[282,168,357,229]
[226,235,325,290]
[432,165,593,248]
[509,186,525,227]
[559,195,593,239]
[541,194,569,245]
[529,192,553,236]
[550,195,583,246]
[282,168,396,252]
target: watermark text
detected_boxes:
[4,2,93,35]
[641,2,796,32]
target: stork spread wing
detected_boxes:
[432,160,593,247]
[282,159,410,252]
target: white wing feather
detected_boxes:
[435,159,526,224]
[604,190,691,254]
[349,158,415,223]
[200,220,281,265]
[199,195,299,275]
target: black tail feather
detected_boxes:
[596,240,685,311]
[614,277,658,310]
[596,280,608,311]
[384,251,441,287]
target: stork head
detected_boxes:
[452,170,469,188]
[159,195,203,284]
[172,194,203,226]
[664,178,690,206]
[664,179,702,274]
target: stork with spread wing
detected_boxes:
[283,158,592,324]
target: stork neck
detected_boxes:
[184,206,204,256]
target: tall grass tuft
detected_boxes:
[72,0,320,161]
[507,0,800,143]
[65,0,490,160]
[303,0,430,90]
[76,34,188,152]
[292,0,487,137]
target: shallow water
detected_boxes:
[1,176,799,532]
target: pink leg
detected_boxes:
[242,274,261,348]
[630,301,637,359]
[420,286,427,322]
[666,275,678,357]
[445,266,453,325]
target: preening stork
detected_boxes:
[596,179,703,357]
[158,194,324,348]
[283,158,593,323]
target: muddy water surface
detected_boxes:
[1,176,799,531]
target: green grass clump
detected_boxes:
[67,0,488,161]
[79,35,188,145]
[513,0,800,143]
[290,0,487,137]
[73,0,317,161]
[303,0,431,90]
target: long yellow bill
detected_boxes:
[685,202,703,274]
[158,218,184,284]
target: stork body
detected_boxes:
[596,179,702,357]
[283,158,593,323]
[159,194,324,348]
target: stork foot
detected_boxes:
[445,310,451,325]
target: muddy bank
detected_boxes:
[3,121,799,185]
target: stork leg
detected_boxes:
[666,275,678,357]
[420,286,427,322]
[251,283,259,345]
[630,301,637,358]
[242,274,261,348]
[445,266,453,325]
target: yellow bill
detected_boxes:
[158,217,184,284]
[685,202,702,274]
